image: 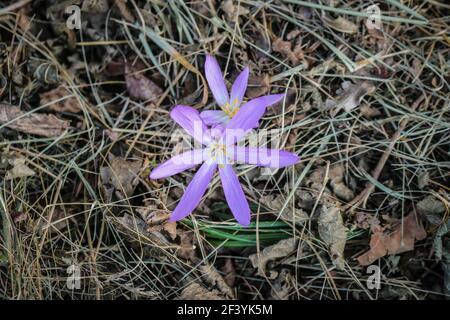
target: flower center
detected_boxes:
[222,98,240,118]
[208,142,228,164]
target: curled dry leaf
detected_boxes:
[270,269,292,300]
[357,212,427,266]
[199,265,235,299]
[179,283,225,300]
[326,81,375,113]
[295,189,316,211]
[0,104,70,137]
[5,157,35,180]
[318,206,347,270]
[325,16,358,34]
[108,213,171,257]
[261,194,308,224]
[136,206,177,240]
[100,156,142,201]
[110,212,198,260]
[125,64,162,101]
[249,237,298,277]
[329,164,355,201]
[40,86,81,113]
[273,38,299,65]
[302,166,339,208]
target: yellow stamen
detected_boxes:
[222,102,232,113]
[222,99,242,118]
[222,105,239,118]
[209,143,228,163]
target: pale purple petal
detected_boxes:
[232,147,299,168]
[219,164,250,226]
[149,149,208,179]
[210,124,225,139]
[230,67,249,109]
[171,105,211,145]
[223,94,285,144]
[205,55,229,107]
[170,161,217,222]
[200,110,229,126]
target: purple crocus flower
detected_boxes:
[149,109,299,226]
[149,55,299,225]
[200,55,278,126]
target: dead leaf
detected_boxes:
[199,264,235,299]
[0,104,70,137]
[136,205,177,240]
[17,7,32,32]
[179,283,225,300]
[326,16,358,34]
[81,0,109,13]
[108,213,172,257]
[360,104,381,117]
[40,86,81,113]
[286,30,301,40]
[357,212,427,266]
[302,166,338,208]
[318,206,347,270]
[31,61,60,84]
[176,231,196,261]
[191,0,214,16]
[35,209,69,234]
[329,164,355,201]
[417,195,446,217]
[326,81,375,114]
[221,0,249,21]
[114,0,134,22]
[417,171,430,190]
[246,73,270,99]
[261,194,309,224]
[125,64,163,101]
[104,129,120,141]
[221,258,236,288]
[295,189,316,211]
[100,156,142,200]
[5,157,35,180]
[355,212,380,231]
[249,237,298,277]
[273,38,299,65]
[434,220,449,260]
[103,60,126,76]
[270,269,292,300]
